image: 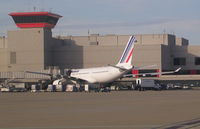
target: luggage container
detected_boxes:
[84,84,90,92]
[66,84,77,92]
[110,85,116,91]
[56,84,66,92]
[31,84,40,92]
[1,87,11,92]
[47,85,56,92]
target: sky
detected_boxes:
[1,0,200,44]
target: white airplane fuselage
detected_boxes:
[70,66,129,83]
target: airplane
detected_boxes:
[64,36,181,84]
[67,36,136,84]
[26,36,181,86]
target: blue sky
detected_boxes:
[1,0,200,44]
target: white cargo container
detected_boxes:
[110,85,116,91]
[56,84,66,92]
[66,84,77,92]
[84,84,89,92]
[1,87,10,92]
[31,84,40,92]
[47,85,56,92]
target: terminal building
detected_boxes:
[1,11,200,81]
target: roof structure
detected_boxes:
[9,12,62,29]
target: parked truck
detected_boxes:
[135,79,161,91]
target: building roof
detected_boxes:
[9,12,62,29]
[9,12,62,18]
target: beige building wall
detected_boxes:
[7,28,46,71]
[82,46,122,68]
[52,39,162,70]
[134,34,176,47]
[52,45,162,70]
[133,45,162,69]
[39,33,200,72]
[56,34,175,70]
[60,34,176,46]
[0,37,8,71]
[0,36,7,48]
[0,49,8,72]
[135,34,167,45]
[0,31,193,73]
[0,28,64,72]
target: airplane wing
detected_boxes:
[66,76,89,84]
[25,70,89,84]
[124,67,181,77]
[24,71,63,80]
[134,64,157,69]
[25,71,53,76]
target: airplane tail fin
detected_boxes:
[116,36,136,69]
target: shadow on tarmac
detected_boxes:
[154,118,200,129]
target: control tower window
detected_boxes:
[46,16,58,25]
[12,16,58,25]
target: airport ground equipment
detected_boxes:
[31,84,40,92]
[55,85,66,92]
[84,84,90,92]
[66,84,77,92]
[136,78,161,90]
[1,87,11,92]
[52,79,66,92]
[47,85,56,92]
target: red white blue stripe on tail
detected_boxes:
[117,36,136,65]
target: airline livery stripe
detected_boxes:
[120,37,133,63]
[120,36,135,63]
[125,48,134,63]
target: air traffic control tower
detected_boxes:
[9,12,62,28]
[7,12,62,71]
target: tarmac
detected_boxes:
[0,90,200,129]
